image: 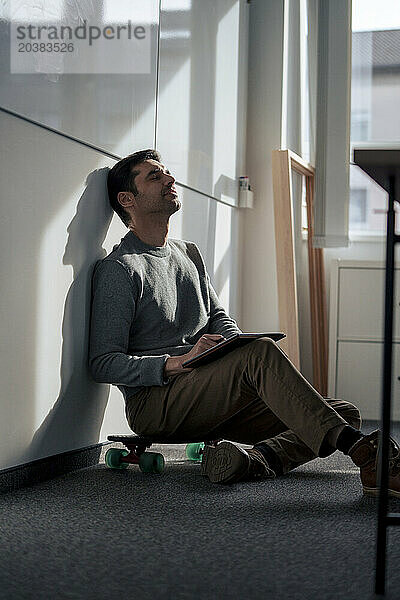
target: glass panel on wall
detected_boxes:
[0,0,159,156]
[350,0,400,235]
[168,184,236,315]
[157,0,247,205]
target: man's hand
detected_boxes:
[164,334,225,377]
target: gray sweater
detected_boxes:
[89,230,241,400]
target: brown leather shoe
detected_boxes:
[201,441,276,484]
[348,430,400,497]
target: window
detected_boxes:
[349,189,367,229]
[350,0,400,235]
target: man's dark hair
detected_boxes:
[107,149,162,227]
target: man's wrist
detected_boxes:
[164,356,181,377]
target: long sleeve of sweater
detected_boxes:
[89,260,170,389]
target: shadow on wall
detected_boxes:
[23,168,113,462]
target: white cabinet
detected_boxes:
[337,267,400,341]
[336,341,400,420]
[329,260,400,420]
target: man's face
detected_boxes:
[132,159,181,216]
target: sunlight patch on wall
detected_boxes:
[213,202,232,311]
[157,57,191,189]
[34,200,75,428]
[213,0,240,205]
[162,0,192,12]
[104,0,158,24]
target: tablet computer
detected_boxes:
[182,332,286,368]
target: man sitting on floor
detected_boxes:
[89,149,400,496]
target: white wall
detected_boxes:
[0,4,249,470]
[0,2,160,156]
[158,0,248,205]
[0,107,242,471]
[0,0,248,470]
[0,111,115,469]
[239,0,285,333]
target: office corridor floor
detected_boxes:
[1,421,400,600]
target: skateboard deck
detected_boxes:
[107,434,215,445]
[105,434,219,473]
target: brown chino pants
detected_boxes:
[125,337,361,474]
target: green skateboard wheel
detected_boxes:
[105,448,129,469]
[185,442,205,461]
[139,452,165,474]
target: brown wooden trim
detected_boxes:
[305,174,328,395]
[272,149,328,395]
[272,150,300,368]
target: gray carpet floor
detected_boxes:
[1,421,400,600]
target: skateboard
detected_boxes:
[105,434,219,474]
